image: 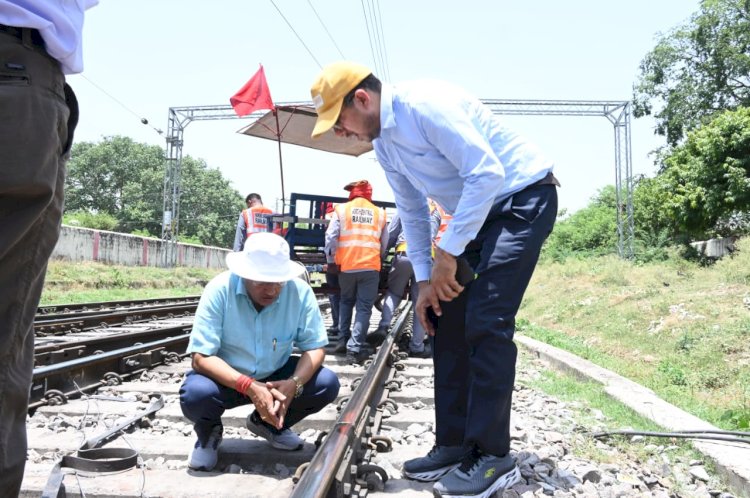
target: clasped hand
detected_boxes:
[249,380,296,430]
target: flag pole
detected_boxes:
[274,109,286,210]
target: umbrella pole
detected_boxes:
[274,110,286,210]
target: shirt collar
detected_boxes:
[380,83,396,132]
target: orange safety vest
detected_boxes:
[434,204,452,244]
[242,206,273,235]
[334,198,385,272]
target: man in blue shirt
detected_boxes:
[180,232,340,472]
[310,62,559,497]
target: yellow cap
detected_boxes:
[310,61,372,139]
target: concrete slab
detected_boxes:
[26,429,317,469]
[20,464,294,498]
[36,401,435,432]
[105,382,436,405]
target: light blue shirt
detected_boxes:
[187,271,328,379]
[373,81,555,281]
[0,0,98,74]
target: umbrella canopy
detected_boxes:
[237,104,373,157]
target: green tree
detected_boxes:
[65,136,244,247]
[66,136,164,215]
[633,0,750,146]
[179,157,244,248]
[543,186,619,259]
[656,107,750,238]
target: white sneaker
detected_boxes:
[187,425,222,471]
[246,411,303,451]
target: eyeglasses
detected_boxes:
[249,280,285,291]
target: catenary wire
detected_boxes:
[359,0,381,76]
[79,75,163,136]
[374,0,391,81]
[269,0,323,69]
[306,0,346,59]
[366,0,387,82]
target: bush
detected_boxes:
[63,210,118,231]
[542,186,618,260]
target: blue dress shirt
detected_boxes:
[373,81,555,281]
[187,271,328,379]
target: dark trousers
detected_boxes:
[0,31,78,497]
[432,184,557,456]
[338,270,379,352]
[326,272,340,329]
[179,355,340,445]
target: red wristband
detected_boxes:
[235,374,255,396]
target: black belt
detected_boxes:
[529,171,561,188]
[0,24,46,48]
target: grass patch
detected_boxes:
[41,260,222,305]
[520,237,750,431]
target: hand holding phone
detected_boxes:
[424,257,473,334]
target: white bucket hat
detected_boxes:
[226,233,305,282]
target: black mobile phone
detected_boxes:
[455,257,474,286]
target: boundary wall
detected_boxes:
[51,225,229,269]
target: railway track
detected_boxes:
[36,296,202,316]
[19,299,739,497]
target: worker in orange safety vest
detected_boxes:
[233,193,274,251]
[324,180,388,365]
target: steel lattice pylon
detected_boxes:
[161,99,634,266]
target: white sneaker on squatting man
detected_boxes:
[246,410,303,451]
[187,425,222,471]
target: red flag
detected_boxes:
[230,65,275,116]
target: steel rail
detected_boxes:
[289,302,412,498]
[34,302,197,335]
[29,334,189,410]
[37,295,201,315]
[34,324,192,367]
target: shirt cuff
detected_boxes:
[437,231,470,258]
[413,263,432,283]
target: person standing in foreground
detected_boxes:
[310,62,559,497]
[180,233,340,471]
[233,192,273,251]
[0,2,97,495]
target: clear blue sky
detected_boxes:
[68,0,700,214]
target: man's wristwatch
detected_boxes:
[290,375,304,398]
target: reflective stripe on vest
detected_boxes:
[243,206,273,234]
[335,198,385,272]
[435,205,452,244]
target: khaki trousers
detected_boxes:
[0,31,78,497]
